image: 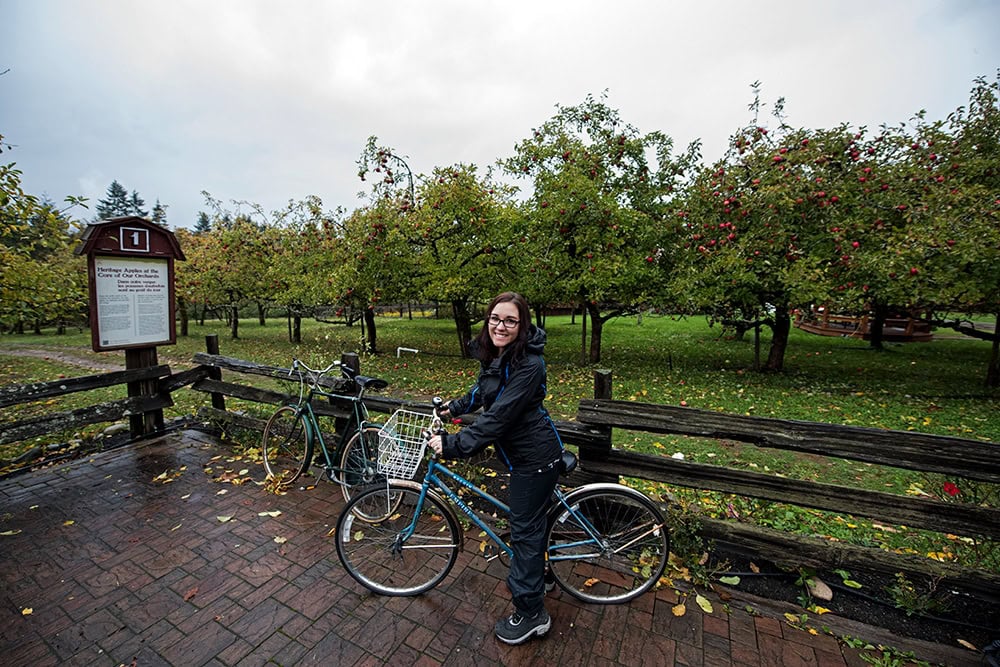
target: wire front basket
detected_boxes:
[377,409,435,479]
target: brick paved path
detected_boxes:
[0,431,979,666]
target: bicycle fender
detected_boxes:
[550,483,666,522]
[385,480,466,552]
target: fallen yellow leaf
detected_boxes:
[21,608,32,616]
[671,603,687,617]
[216,516,232,523]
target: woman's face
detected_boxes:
[487,301,521,351]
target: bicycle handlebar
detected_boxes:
[290,357,344,383]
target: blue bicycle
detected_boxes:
[335,406,669,604]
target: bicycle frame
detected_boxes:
[284,362,381,485]
[401,456,610,563]
[301,389,372,478]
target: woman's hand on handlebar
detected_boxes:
[427,434,443,456]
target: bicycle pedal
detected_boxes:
[482,542,500,562]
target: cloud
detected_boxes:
[2,0,997,228]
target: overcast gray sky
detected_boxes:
[3,0,998,228]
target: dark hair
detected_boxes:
[472,291,531,363]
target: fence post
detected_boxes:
[205,334,226,412]
[333,352,362,433]
[125,346,163,438]
[575,369,617,484]
[340,352,361,379]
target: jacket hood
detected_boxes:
[525,324,547,354]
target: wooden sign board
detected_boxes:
[75,217,185,352]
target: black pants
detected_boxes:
[506,463,561,617]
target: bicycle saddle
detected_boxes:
[355,375,388,391]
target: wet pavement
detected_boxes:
[0,430,981,666]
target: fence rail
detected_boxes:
[2,335,997,600]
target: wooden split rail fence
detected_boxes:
[2,335,998,601]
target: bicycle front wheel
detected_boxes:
[339,426,385,501]
[339,426,401,521]
[547,487,669,604]
[262,406,312,486]
[336,485,460,596]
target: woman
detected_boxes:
[428,291,563,645]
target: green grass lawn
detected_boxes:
[2,312,998,569]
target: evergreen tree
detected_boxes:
[194,211,212,233]
[129,191,148,217]
[94,181,152,220]
[95,180,130,219]
[151,199,167,224]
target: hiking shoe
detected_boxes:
[494,609,551,645]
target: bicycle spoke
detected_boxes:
[262,406,311,485]
[336,486,460,596]
[548,489,668,604]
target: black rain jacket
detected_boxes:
[440,325,563,472]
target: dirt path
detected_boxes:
[0,346,126,372]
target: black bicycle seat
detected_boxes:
[355,376,388,391]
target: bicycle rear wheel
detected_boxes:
[339,426,400,521]
[262,406,312,486]
[336,485,460,596]
[547,487,669,604]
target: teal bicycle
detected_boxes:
[335,403,670,604]
[262,359,390,517]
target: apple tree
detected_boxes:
[409,163,516,356]
[671,89,873,370]
[1,149,87,333]
[261,197,345,343]
[504,93,699,363]
[913,74,1000,384]
[350,138,425,353]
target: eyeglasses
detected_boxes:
[488,315,520,329]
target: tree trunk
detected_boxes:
[753,323,761,371]
[586,301,604,364]
[257,303,266,326]
[580,299,588,365]
[452,299,474,358]
[231,304,239,340]
[764,305,791,371]
[292,313,302,344]
[869,302,887,351]
[987,312,1000,388]
[364,307,377,354]
[178,296,189,336]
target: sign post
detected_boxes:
[75,217,186,437]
